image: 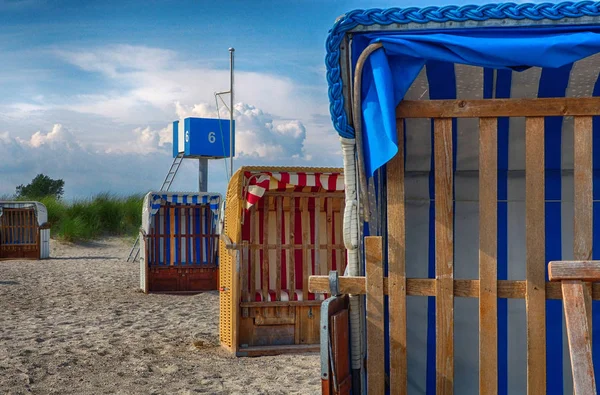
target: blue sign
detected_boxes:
[173,117,235,159]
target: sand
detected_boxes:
[0,237,321,395]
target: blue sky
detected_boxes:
[0,0,482,199]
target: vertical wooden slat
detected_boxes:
[250,205,257,301]
[163,206,168,265]
[326,197,333,275]
[289,198,296,298]
[263,197,270,300]
[366,236,385,395]
[275,196,283,300]
[479,117,498,395]
[525,116,546,395]
[170,207,176,266]
[562,280,597,395]
[186,207,191,265]
[574,116,593,334]
[199,206,205,265]
[241,241,249,302]
[314,197,321,276]
[302,197,310,300]
[388,120,407,394]
[334,205,344,273]
[435,117,454,395]
[154,210,160,265]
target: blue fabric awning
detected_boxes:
[353,26,600,176]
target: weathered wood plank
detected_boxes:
[574,116,594,334]
[170,207,176,266]
[326,197,333,275]
[366,236,385,395]
[241,241,249,302]
[289,198,296,297]
[263,197,270,300]
[309,276,600,300]
[314,197,321,276]
[388,120,407,395]
[525,117,546,395]
[435,118,454,395]
[479,117,498,395]
[549,261,600,281]
[250,205,257,300]
[301,198,310,301]
[562,280,597,395]
[396,97,600,119]
[275,196,283,300]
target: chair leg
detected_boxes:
[561,280,597,395]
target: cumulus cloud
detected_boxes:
[0,44,344,198]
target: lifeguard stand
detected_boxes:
[127,48,236,262]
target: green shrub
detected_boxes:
[19,193,144,242]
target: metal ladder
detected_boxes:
[126,152,185,262]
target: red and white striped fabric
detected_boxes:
[243,171,344,210]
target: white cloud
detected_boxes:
[175,102,308,159]
[0,44,344,198]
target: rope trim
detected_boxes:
[326,1,600,138]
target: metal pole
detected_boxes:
[229,47,235,178]
[199,158,208,192]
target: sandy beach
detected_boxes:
[0,237,320,395]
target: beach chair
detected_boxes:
[219,166,347,356]
[310,3,600,393]
[0,201,50,260]
[139,191,221,293]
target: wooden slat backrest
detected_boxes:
[0,208,38,246]
[243,192,347,302]
[310,96,600,394]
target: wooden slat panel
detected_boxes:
[302,197,310,300]
[388,120,407,394]
[262,197,270,300]
[366,236,385,395]
[396,97,600,119]
[309,276,600,300]
[334,206,344,273]
[241,241,249,302]
[326,197,333,275]
[163,206,168,265]
[275,196,282,300]
[314,197,321,276]
[251,205,258,300]
[479,117,498,395]
[289,198,296,297]
[170,207,176,266]
[562,280,597,395]
[574,116,594,335]
[435,118,454,395]
[526,117,546,395]
[186,207,191,264]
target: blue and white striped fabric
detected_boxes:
[141,191,222,266]
[365,54,600,395]
[148,193,221,217]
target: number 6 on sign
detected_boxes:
[208,132,216,143]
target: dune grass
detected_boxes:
[29,193,144,242]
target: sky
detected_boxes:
[0,0,483,200]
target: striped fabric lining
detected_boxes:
[240,170,346,303]
[243,171,345,210]
[378,55,600,394]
